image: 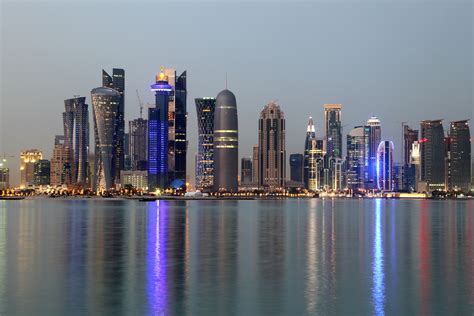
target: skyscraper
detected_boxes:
[50,135,71,186]
[420,120,446,191]
[410,141,421,191]
[241,158,253,184]
[34,159,51,186]
[148,69,173,191]
[0,159,10,189]
[403,124,418,165]
[195,97,216,190]
[449,120,471,192]
[252,144,259,184]
[289,153,303,183]
[63,96,89,185]
[377,141,394,191]
[102,68,125,182]
[258,102,286,191]
[346,127,367,189]
[91,87,121,191]
[303,117,316,189]
[366,117,381,188]
[129,118,148,171]
[20,150,42,188]
[213,89,238,192]
[324,104,342,158]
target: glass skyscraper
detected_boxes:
[289,153,303,183]
[346,126,367,190]
[420,120,446,191]
[148,69,173,191]
[91,87,120,191]
[195,97,216,190]
[448,120,471,192]
[377,140,394,191]
[366,117,381,188]
[303,117,316,189]
[129,118,148,171]
[324,104,342,158]
[102,68,125,182]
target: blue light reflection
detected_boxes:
[372,199,385,315]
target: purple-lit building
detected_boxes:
[377,140,394,191]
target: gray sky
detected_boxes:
[1,0,472,187]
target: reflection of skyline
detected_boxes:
[305,199,319,314]
[372,199,385,315]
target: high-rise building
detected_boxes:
[346,127,367,190]
[403,124,418,165]
[420,120,446,191]
[252,145,259,184]
[366,117,381,188]
[148,69,173,190]
[448,120,471,192]
[213,89,238,192]
[289,153,303,183]
[410,141,421,192]
[102,68,125,182]
[50,136,72,186]
[63,96,89,185]
[241,158,253,184]
[324,104,342,158]
[303,117,316,189]
[195,97,216,190]
[91,87,121,191]
[258,102,286,191]
[330,157,344,191]
[129,118,148,171]
[377,141,394,191]
[120,170,148,190]
[0,159,10,189]
[20,150,42,188]
[34,159,50,186]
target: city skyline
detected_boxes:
[1,1,472,186]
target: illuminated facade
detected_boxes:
[63,96,89,185]
[303,117,316,189]
[324,104,342,158]
[366,117,381,188]
[377,140,394,191]
[20,149,42,188]
[120,170,148,190]
[258,101,286,191]
[102,68,125,182]
[91,87,121,190]
[148,69,173,190]
[195,97,215,190]
[346,127,367,189]
[213,89,238,192]
[420,120,446,191]
[241,158,253,184]
[129,118,148,170]
[403,124,418,165]
[448,120,471,192]
[34,159,50,186]
[252,144,259,184]
[50,136,72,186]
[0,159,9,189]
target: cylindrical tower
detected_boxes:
[213,89,238,192]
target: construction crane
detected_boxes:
[136,89,144,119]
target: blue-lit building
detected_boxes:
[148,69,174,191]
[377,140,394,191]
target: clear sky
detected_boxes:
[1,0,472,187]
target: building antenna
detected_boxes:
[136,89,144,119]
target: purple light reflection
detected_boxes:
[146,200,168,316]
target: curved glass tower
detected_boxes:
[91,87,120,190]
[213,89,238,192]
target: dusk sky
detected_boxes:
[1,0,472,186]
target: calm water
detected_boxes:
[0,198,473,315]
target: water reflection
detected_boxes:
[305,199,318,314]
[372,199,385,315]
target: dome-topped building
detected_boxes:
[213,89,238,192]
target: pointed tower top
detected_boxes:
[307,117,315,133]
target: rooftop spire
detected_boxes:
[307,117,315,133]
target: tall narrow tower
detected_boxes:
[324,104,342,158]
[213,89,238,192]
[303,117,316,189]
[366,116,381,188]
[195,97,216,190]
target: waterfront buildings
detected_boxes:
[102,68,125,182]
[241,158,253,184]
[63,96,89,185]
[195,97,216,190]
[252,145,259,184]
[50,136,72,186]
[129,118,148,171]
[448,120,471,192]
[257,101,286,191]
[403,124,418,165]
[20,150,42,188]
[366,117,381,188]
[324,104,343,159]
[346,127,367,190]
[0,159,9,189]
[213,89,238,192]
[91,87,121,191]
[377,141,394,191]
[34,159,50,186]
[120,170,148,190]
[410,141,421,191]
[303,117,316,189]
[420,120,446,191]
[289,153,303,183]
[148,69,173,191]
